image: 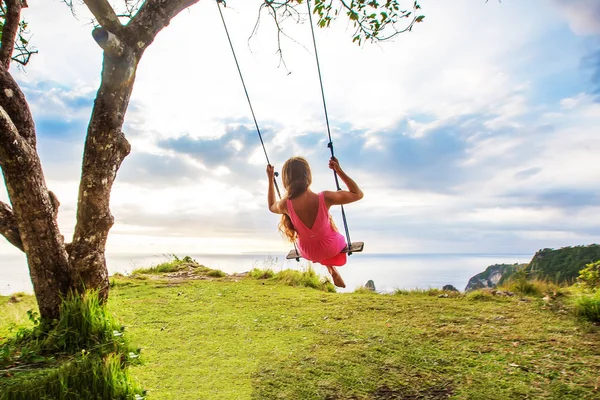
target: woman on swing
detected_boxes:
[267,156,364,288]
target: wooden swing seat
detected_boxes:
[286,241,364,260]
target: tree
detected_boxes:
[0,0,423,320]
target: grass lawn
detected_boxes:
[2,272,599,399]
[109,274,599,399]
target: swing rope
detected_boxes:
[217,0,301,259]
[305,0,354,255]
[216,1,280,196]
[217,0,356,258]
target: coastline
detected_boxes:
[1,252,531,296]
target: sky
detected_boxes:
[1,0,599,257]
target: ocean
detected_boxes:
[0,252,531,296]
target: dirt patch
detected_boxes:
[133,269,250,284]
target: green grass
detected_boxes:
[0,294,37,340]
[573,290,600,323]
[2,274,600,399]
[393,287,462,298]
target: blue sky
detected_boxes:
[1,0,599,256]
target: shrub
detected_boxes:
[0,291,143,399]
[577,261,600,289]
[206,269,226,278]
[466,289,495,301]
[275,269,320,288]
[248,266,334,292]
[497,268,564,297]
[275,266,335,292]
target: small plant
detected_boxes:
[132,254,199,275]
[577,261,600,290]
[252,255,280,271]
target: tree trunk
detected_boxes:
[0,69,71,320]
[68,46,134,299]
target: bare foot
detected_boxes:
[326,265,346,288]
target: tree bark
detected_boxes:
[0,200,24,251]
[68,47,134,299]
[81,0,124,37]
[0,79,71,320]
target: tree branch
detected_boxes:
[48,190,60,219]
[0,200,23,252]
[82,0,124,35]
[0,104,33,162]
[92,27,125,57]
[0,66,36,146]
[0,0,24,69]
[125,0,200,52]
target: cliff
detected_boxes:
[464,263,525,292]
[466,244,600,291]
[524,244,600,284]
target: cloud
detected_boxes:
[159,124,258,168]
[3,0,600,258]
[551,1,600,99]
[21,80,95,139]
[118,152,203,187]
[514,168,542,180]
[583,49,600,100]
[552,0,600,35]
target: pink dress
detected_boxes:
[287,192,348,266]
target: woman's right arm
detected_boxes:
[267,164,288,214]
[324,158,364,206]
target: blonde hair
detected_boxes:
[278,157,312,242]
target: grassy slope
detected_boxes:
[107,277,599,400]
[2,277,599,399]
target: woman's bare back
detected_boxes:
[288,190,320,229]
